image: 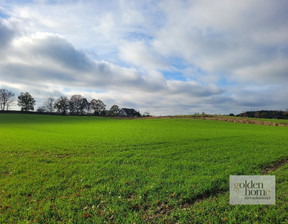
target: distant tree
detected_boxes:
[109,105,120,116]
[254,111,260,118]
[69,95,79,114]
[79,97,89,115]
[0,89,15,110]
[69,95,89,115]
[90,99,106,115]
[17,92,36,112]
[143,111,150,117]
[44,97,55,113]
[37,106,47,113]
[54,96,69,115]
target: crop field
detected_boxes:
[0,113,288,223]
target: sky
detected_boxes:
[0,0,287,115]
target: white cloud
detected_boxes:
[0,25,223,114]
[153,0,288,82]
[119,41,168,70]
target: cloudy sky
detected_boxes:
[0,0,287,115]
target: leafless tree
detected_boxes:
[143,111,150,117]
[109,105,120,116]
[69,95,89,115]
[44,97,55,113]
[90,99,106,115]
[54,96,69,115]
[0,89,15,110]
[37,106,47,113]
[79,98,89,115]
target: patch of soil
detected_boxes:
[115,115,288,126]
[262,159,288,174]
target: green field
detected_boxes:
[0,114,287,223]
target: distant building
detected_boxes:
[118,108,141,117]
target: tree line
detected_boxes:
[0,88,127,116]
[238,110,288,119]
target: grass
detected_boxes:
[0,113,287,223]
[187,163,288,223]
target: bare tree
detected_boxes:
[0,89,15,110]
[37,106,47,113]
[44,97,55,113]
[109,105,120,116]
[69,95,89,115]
[143,111,150,117]
[54,96,69,115]
[90,99,106,115]
[79,97,89,115]
[17,92,36,112]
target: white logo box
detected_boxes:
[230,175,275,205]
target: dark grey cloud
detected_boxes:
[0,63,77,85]
[166,81,223,97]
[27,35,94,72]
[0,21,15,49]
